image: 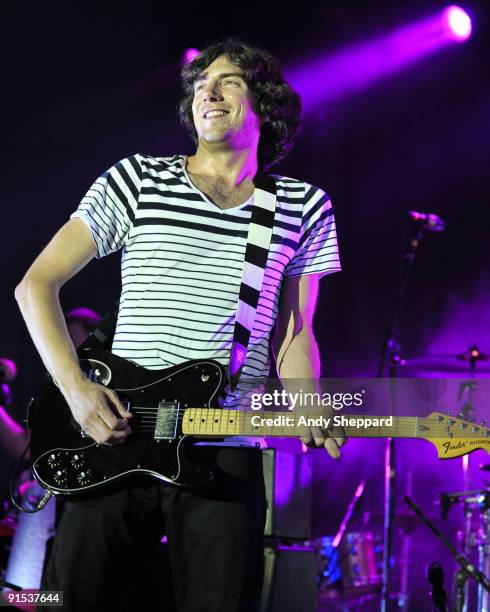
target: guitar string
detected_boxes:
[95,407,472,436]
[122,415,433,437]
[131,412,444,434]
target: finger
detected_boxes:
[105,388,132,419]
[84,416,111,444]
[301,438,317,448]
[97,404,119,431]
[90,417,130,445]
[324,437,341,459]
[105,428,131,445]
[113,418,132,432]
[310,425,325,447]
[300,426,313,446]
[330,426,346,446]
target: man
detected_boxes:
[15,39,342,611]
[0,307,101,460]
[0,308,101,602]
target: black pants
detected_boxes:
[40,446,266,612]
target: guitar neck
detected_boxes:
[182,408,419,439]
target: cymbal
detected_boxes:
[401,353,490,373]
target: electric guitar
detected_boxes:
[28,349,490,498]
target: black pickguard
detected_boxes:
[28,349,227,498]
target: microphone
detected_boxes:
[427,561,448,611]
[408,211,445,232]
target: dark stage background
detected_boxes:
[2,0,490,608]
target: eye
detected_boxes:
[223,79,240,86]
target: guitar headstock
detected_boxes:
[419,412,490,459]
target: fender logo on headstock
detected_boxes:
[442,440,467,455]
[422,412,490,459]
[439,438,490,458]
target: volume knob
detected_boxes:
[77,469,92,486]
[53,469,68,485]
[71,453,85,469]
[47,453,61,468]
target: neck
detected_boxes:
[186,141,259,186]
[181,409,419,439]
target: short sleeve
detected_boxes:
[70,154,142,258]
[284,183,341,278]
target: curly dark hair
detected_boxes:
[179,39,301,170]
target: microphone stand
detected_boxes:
[405,496,490,611]
[378,223,427,612]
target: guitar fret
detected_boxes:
[181,409,490,462]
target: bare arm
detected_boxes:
[15,218,131,444]
[272,274,321,379]
[15,219,96,388]
[272,274,343,458]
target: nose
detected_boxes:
[201,81,223,102]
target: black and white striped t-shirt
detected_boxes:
[72,154,341,399]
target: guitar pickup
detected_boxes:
[154,401,180,440]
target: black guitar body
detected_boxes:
[28,349,227,498]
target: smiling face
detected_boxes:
[191,55,261,151]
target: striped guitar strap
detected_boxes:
[228,173,277,392]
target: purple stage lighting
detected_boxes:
[287,6,473,114]
[443,5,472,41]
[182,47,200,64]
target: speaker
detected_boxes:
[261,544,318,612]
[263,448,312,539]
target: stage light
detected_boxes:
[287,6,474,113]
[182,48,201,64]
[443,5,472,41]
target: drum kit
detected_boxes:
[314,504,446,610]
[313,346,490,611]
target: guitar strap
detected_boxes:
[78,300,120,351]
[228,173,277,392]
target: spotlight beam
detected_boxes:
[286,6,472,114]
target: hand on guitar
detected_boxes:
[61,378,132,445]
[300,409,346,459]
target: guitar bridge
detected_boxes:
[154,401,180,440]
